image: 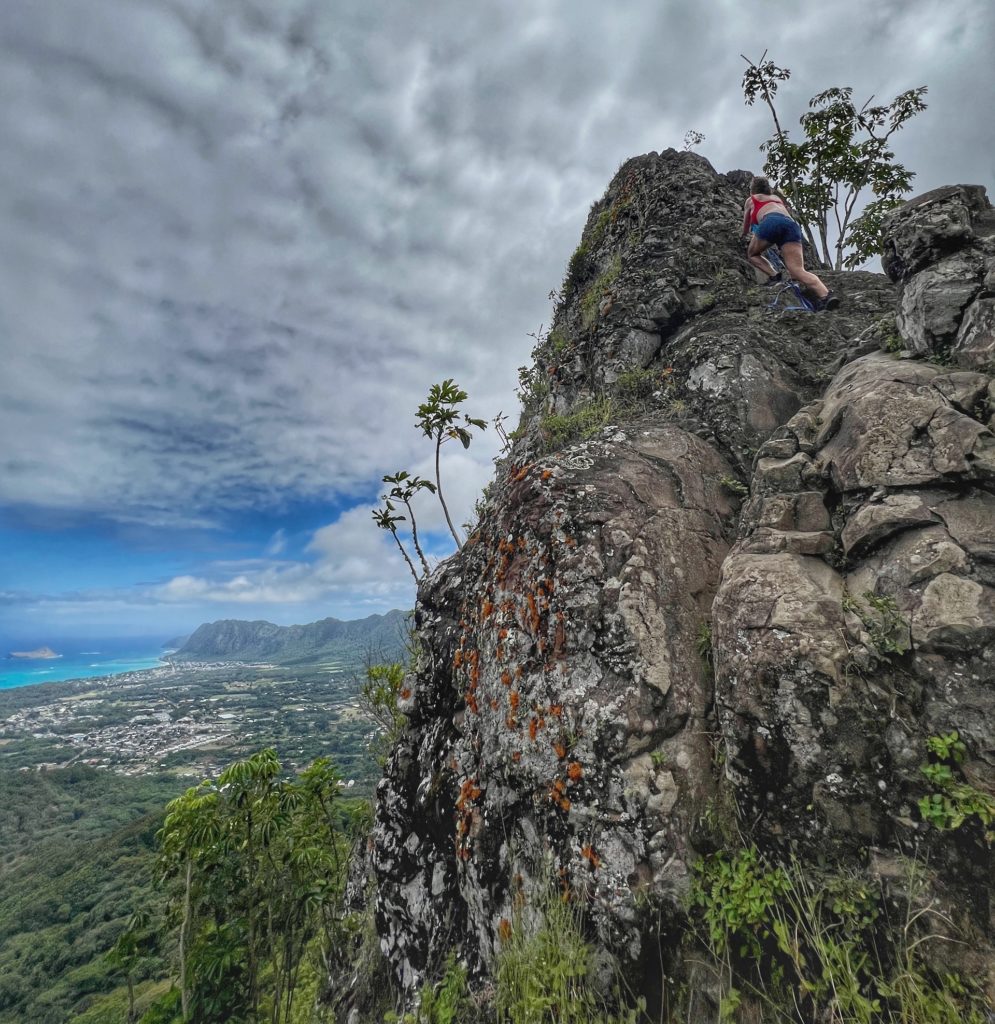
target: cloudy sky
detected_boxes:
[1,0,992,641]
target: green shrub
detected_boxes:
[719,475,748,498]
[589,208,613,249]
[579,255,622,330]
[919,731,995,843]
[563,243,590,297]
[842,589,910,657]
[548,327,571,355]
[690,849,988,1023]
[494,890,641,1024]
[388,954,469,1024]
[539,397,616,449]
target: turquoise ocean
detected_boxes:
[0,637,170,690]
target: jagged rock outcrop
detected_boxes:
[714,351,994,855]
[370,151,995,1012]
[882,184,995,369]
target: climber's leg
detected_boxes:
[780,243,829,300]
[746,234,778,279]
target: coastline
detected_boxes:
[0,648,168,691]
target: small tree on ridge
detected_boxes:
[742,51,927,269]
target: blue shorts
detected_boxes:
[755,213,803,246]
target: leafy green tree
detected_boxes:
[358,662,407,764]
[106,910,153,1023]
[415,380,486,549]
[372,502,419,583]
[382,471,436,575]
[155,750,354,1024]
[157,782,222,1021]
[741,51,927,269]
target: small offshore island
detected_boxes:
[8,646,61,660]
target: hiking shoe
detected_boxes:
[764,271,784,286]
[821,291,840,311]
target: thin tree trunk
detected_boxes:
[403,498,431,574]
[247,810,258,1019]
[180,858,192,1022]
[435,436,462,548]
[390,529,419,582]
[743,53,825,267]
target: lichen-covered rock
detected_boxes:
[374,420,739,986]
[882,184,995,369]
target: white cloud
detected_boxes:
[265,528,288,556]
[1,0,992,638]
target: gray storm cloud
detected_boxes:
[1,0,992,528]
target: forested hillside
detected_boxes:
[171,611,408,666]
[0,769,180,1023]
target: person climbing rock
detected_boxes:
[741,176,839,311]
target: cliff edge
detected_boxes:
[368,151,995,1016]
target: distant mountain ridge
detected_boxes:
[169,610,408,665]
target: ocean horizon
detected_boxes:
[0,636,173,690]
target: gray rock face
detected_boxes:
[370,157,995,1008]
[374,421,739,985]
[882,184,995,369]
[715,351,994,861]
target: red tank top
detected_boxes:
[748,195,787,227]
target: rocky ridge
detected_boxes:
[370,151,995,1013]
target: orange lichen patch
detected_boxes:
[529,717,539,742]
[453,650,464,669]
[501,599,516,616]
[466,692,479,714]
[541,469,553,481]
[512,464,529,481]
[517,536,527,549]
[482,599,495,619]
[498,627,509,640]
[456,779,482,809]
[400,687,413,700]
[564,536,577,547]
[514,665,523,679]
[501,670,512,687]
[495,645,505,662]
[580,844,601,870]
[526,593,540,632]
[505,713,518,729]
[509,691,520,711]
[550,703,563,718]
[553,740,567,759]
[567,761,583,782]
[498,918,513,942]
[549,778,572,812]
[490,698,499,710]
[512,750,522,763]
